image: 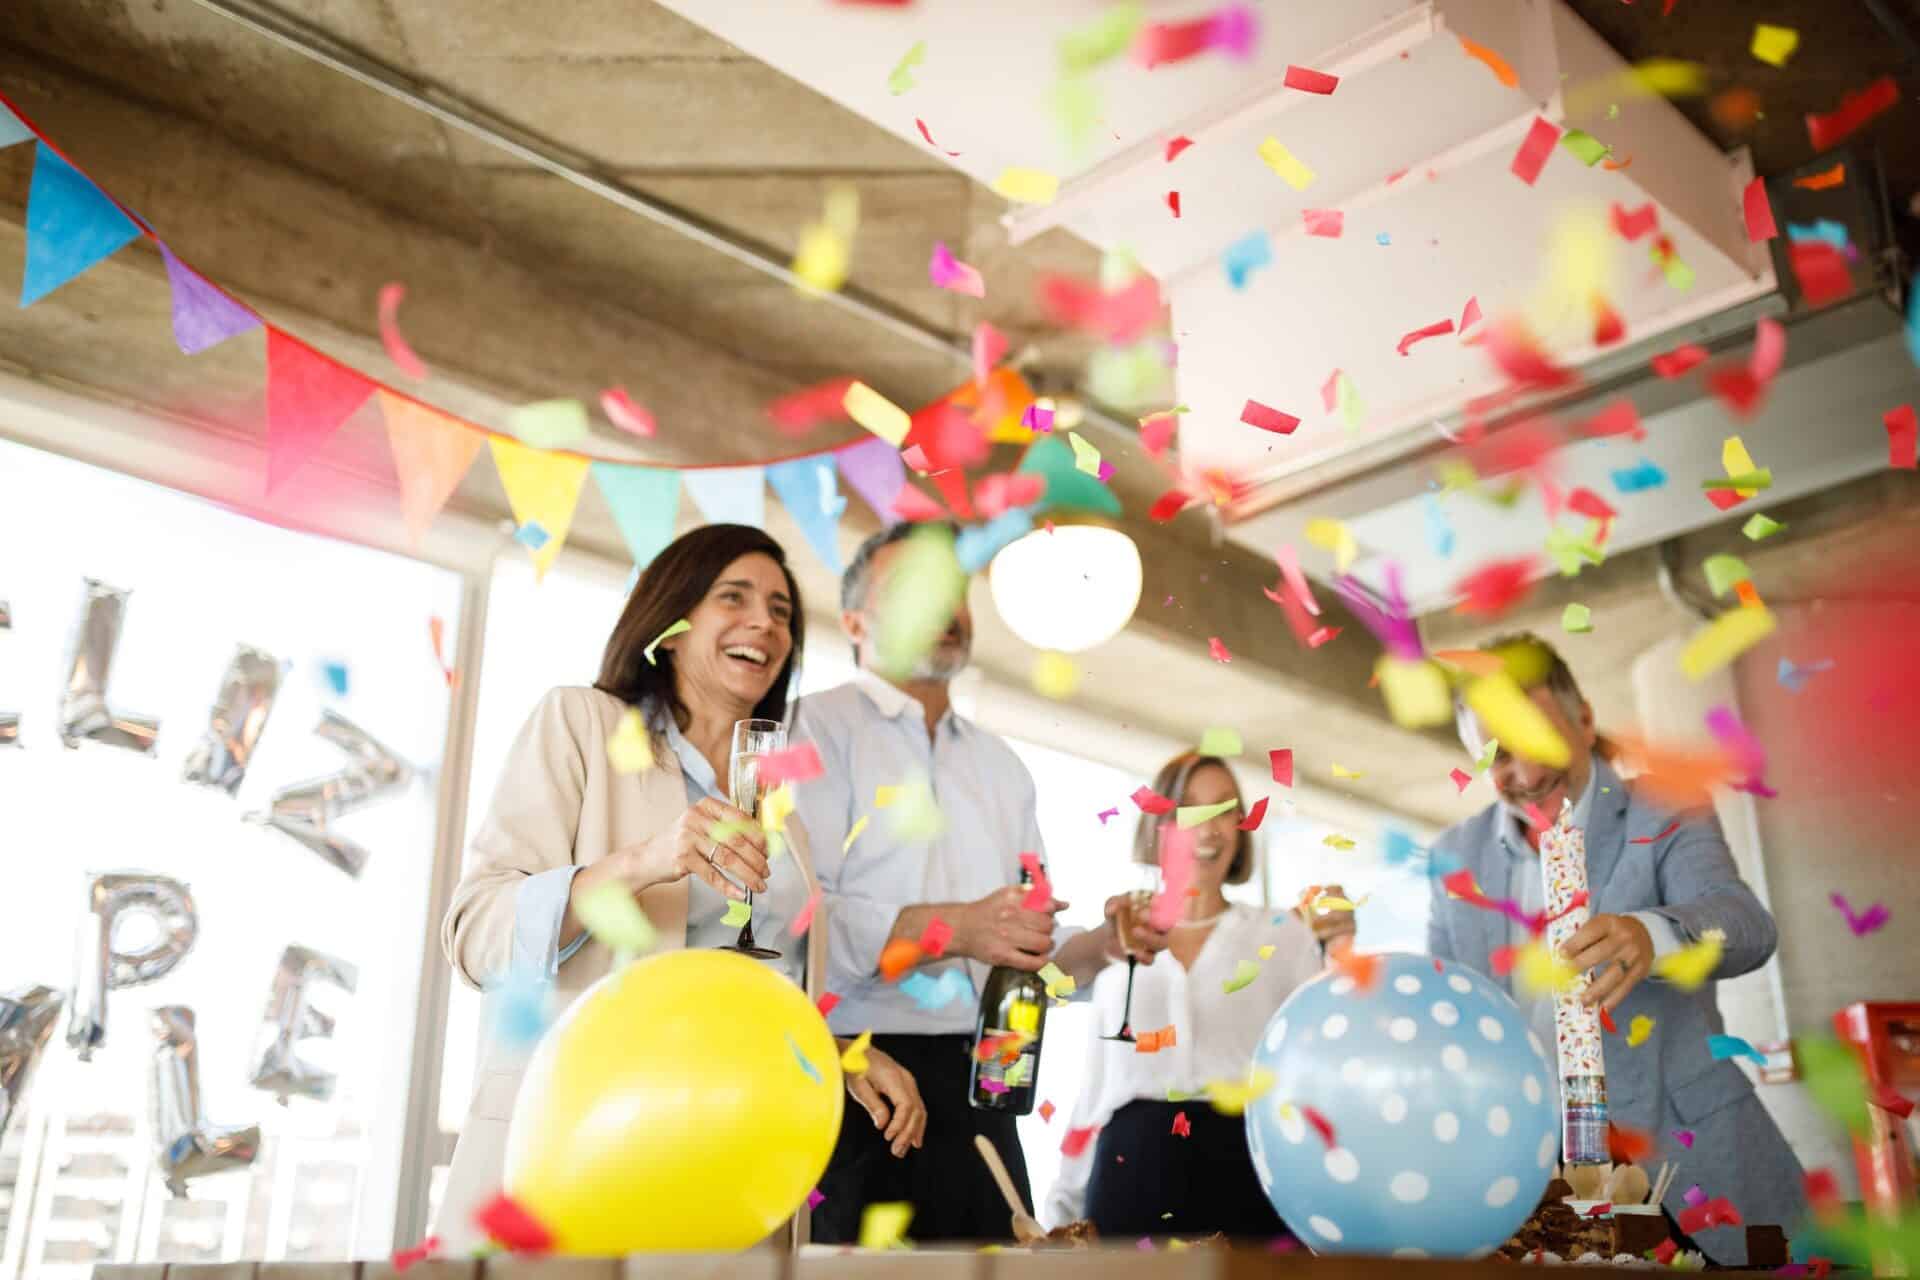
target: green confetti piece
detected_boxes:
[1742,513,1786,541]
[1706,469,1773,492]
[1336,372,1365,432]
[1473,738,1500,772]
[644,618,690,665]
[1661,252,1696,292]
[721,898,753,928]
[1058,1,1144,73]
[1198,726,1243,757]
[886,777,947,841]
[1067,431,1103,477]
[1177,800,1239,828]
[886,41,926,95]
[1703,553,1752,597]
[873,524,967,680]
[1222,958,1262,994]
[1797,1035,1872,1135]
[508,398,589,449]
[1004,1054,1034,1087]
[1562,603,1593,634]
[1048,75,1102,157]
[1037,962,1072,996]
[574,882,658,958]
[1165,1088,1191,1102]
[1546,528,1606,577]
[1560,129,1612,166]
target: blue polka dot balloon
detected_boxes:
[1246,952,1557,1258]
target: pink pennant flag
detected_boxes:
[929,241,986,297]
[377,391,483,550]
[266,329,377,492]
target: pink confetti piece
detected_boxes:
[1021,403,1054,432]
[790,887,821,938]
[1061,1125,1099,1156]
[1397,318,1455,356]
[914,118,961,156]
[929,241,986,297]
[1237,796,1269,831]
[1284,64,1339,94]
[1831,892,1890,936]
[1274,545,1321,616]
[1132,786,1175,815]
[1650,344,1708,379]
[377,282,429,380]
[1302,208,1344,238]
[767,378,856,434]
[1096,806,1120,825]
[1139,411,1178,456]
[1743,176,1777,242]
[971,321,1007,387]
[1208,636,1233,662]
[1241,399,1300,434]
[1450,767,1474,792]
[1165,135,1194,161]
[1270,749,1294,787]
[918,915,955,956]
[1612,201,1660,242]
[1459,295,1483,335]
[1320,369,1344,413]
[807,1188,825,1210]
[758,741,825,785]
[1673,1129,1695,1148]
[1150,825,1196,930]
[1510,116,1562,186]
[599,386,656,437]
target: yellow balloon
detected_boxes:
[504,949,843,1253]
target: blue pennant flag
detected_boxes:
[683,466,766,530]
[767,455,845,575]
[591,463,682,572]
[22,144,143,307]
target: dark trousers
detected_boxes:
[1085,1099,1291,1241]
[811,1033,1031,1245]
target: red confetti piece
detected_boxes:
[1459,295,1483,335]
[1510,116,1561,186]
[973,472,1046,520]
[879,939,923,982]
[377,283,430,381]
[1874,1083,1916,1119]
[1132,15,1219,69]
[1271,749,1294,787]
[917,916,953,957]
[816,991,841,1017]
[1208,636,1232,663]
[1450,767,1474,792]
[1237,796,1269,832]
[1887,404,1918,470]
[1307,626,1341,648]
[1132,786,1176,815]
[427,615,460,690]
[1577,399,1644,442]
[1707,316,1787,419]
[1165,135,1194,162]
[391,1235,441,1273]
[1583,1203,1614,1219]
[1806,75,1899,152]
[1611,202,1659,241]
[1599,1006,1618,1035]
[1302,1105,1337,1148]
[1568,488,1617,521]
[1804,1168,1841,1212]
[790,888,821,938]
[1166,190,1181,218]
[890,484,950,523]
[1490,944,1519,976]
[1061,1125,1099,1157]
[1019,852,1054,911]
[1397,318,1455,356]
[1284,65,1339,94]
[766,378,856,434]
[1790,240,1852,307]
[475,1193,554,1253]
[1036,274,1162,344]
[1650,344,1708,379]
[757,742,825,786]
[1703,487,1750,512]
[1653,1239,1680,1266]
[1240,399,1301,434]
[1608,1122,1656,1165]
[914,118,961,156]
[1171,1110,1192,1137]
[1742,176,1777,242]
[1302,208,1344,238]
[1452,556,1540,617]
[1677,1197,1742,1235]
[1486,319,1577,391]
[1148,489,1193,522]
[600,386,656,438]
[1039,1100,1056,1123]
[1592,296,1625,347]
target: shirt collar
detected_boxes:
[644,699,719,799]
[1497,763,1599,859]
[849,668,963,735]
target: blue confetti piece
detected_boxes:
[899,969,970,1011]
[514,520,551,551]
[321,661,349,698]
[1375,232,1391,246]
[955,507,1034,574]
[1422,494,1455,559]
[788,1033,823,1084]
[1905,270,1919,368]
[1222,230,1273,290]
[1777,656,1835,694]
[1382,828,1421,867]
[491,971,552,1048]
[1610,459,1667,494]
[1786,219,1850,251]
[1707,1034,1767,1065]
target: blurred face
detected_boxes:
[1466,685,1597,831]
[1177,762,1244,895]
[664,552,794,719]
[844,539,973,682]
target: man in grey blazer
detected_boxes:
[1427,633,1806,1265]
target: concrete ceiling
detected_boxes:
[0,0,1911,833]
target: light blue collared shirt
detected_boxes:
[509,699,809,987]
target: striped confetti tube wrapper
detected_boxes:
[1540,800,1610,1165]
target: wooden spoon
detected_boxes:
[974,1134,1046,1244]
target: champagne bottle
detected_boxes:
[968,863,1048,1114]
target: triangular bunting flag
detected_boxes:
[0,102,32,150]
[377,391,482,550]
[592,462,682,571]
[1018,435,1122,517]
[929,468,975,520]
[265,329,377,492]
[767,456,846,574]
[160,245,260,355]
[22,143,143,306]
[683,466,766,529]
[490,436,590,580]
[835,437,908,525]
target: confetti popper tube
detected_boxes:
[1540,802,1609,1165]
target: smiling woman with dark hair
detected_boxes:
[432,524,924,1251]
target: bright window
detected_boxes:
[0,437,460,1278]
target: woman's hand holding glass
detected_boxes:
[617,795,769,900]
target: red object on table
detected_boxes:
[1832,1002,1920,1217]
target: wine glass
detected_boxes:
[1102,863,1163,1043]
[722,718,784,960]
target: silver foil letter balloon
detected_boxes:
[181,644,283,793]
[245,710,414,878]
[59,579,162,753]
[149,1006,260,1196]
[1,598,18,746]
[250,945,358,1105]
[66,873,199,1060]
[1,986,64,1141]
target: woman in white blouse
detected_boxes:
[434,524,924,1250]
[1044,751,1350,1240]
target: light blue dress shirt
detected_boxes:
[792,672,1064,1037]
[509,698,809,988]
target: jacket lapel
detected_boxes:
[1583,759,1631,909]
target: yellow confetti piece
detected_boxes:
[1332,763,1362,780]
[1653,929,1723,991]
[1514,940,1581,997]
[1376,657,1452,729]
[644,618,690,665]
[1628,58,1710,98]
[1305,517,1358,573]
[1750,23,1799,68]
[1257,137,1315,190]
[791,184,859,294]
[1679,606,1776,681]
[1464,671,1570,767]
[1258,944,1276,960]
[1311,895,1357,914]
[606,707,655,774]
[721,898,752,927]
[874,786,901,808]
[1323,834,1355,850]
[858,1201,912,1250]
[1206,1068,1275,1116]
[1723,436,1762,498]
[843,814,870,853]
[843,380,910,446]
[1067,431,1103,477]
[991,167,1060,204]
[760,782,795,834]
[1627,1014,1655,1047]
[1032,651,1080,699]
[1038,962,1075,999]
[573,882,659,957]
[1177,799,1238,828]
[1198,726,1243,757]
[841,1029,873,1075]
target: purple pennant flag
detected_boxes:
[835,435,907,526]
[160,245,260,355]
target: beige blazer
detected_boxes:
[432,686,824,1253]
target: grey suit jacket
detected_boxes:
[1427,760,1806,1265]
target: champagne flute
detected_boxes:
[1102,864,1162,1043]
[722,717,783,960]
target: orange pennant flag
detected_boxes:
[265,329,377,492]
[378,391,482,550]
[488,435,590,580]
